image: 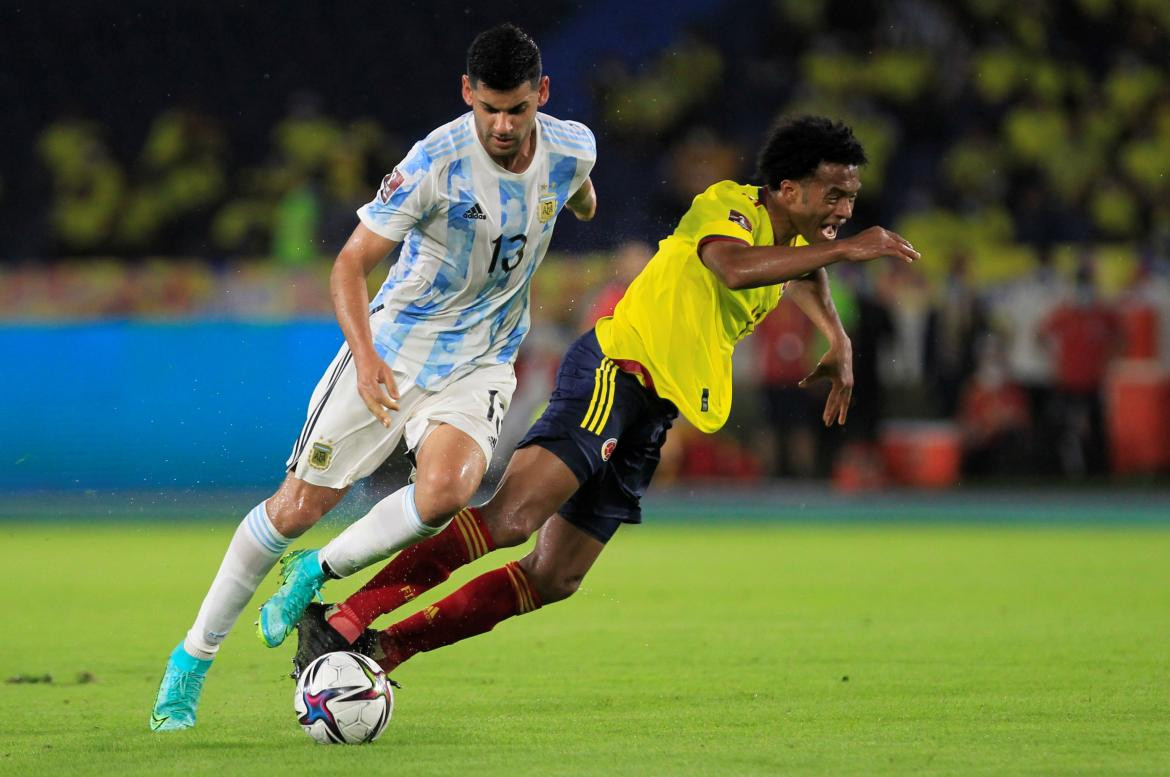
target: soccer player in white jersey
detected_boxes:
[150,23,597,731]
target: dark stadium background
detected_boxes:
[3,0,1169,510]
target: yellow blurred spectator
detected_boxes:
[37,120,126,251]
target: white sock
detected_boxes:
[183,502,291,660]
[319,484,447,578]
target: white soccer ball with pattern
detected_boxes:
[293,651,394,744]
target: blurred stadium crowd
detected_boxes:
[4,0,1170,485]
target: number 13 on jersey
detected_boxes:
[489,234,527,274]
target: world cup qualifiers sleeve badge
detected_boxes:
[378,170,405,204]
[727,209,752,233]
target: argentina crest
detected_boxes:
[308,442,333,470]
[538,185,557,223]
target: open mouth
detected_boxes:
[820,223,839,240]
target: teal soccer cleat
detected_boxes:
[149,644,212,732]
[258,549,326,648]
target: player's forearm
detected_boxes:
[567,177,596,221]
[330,254,381,364]
[784,269,849,346]
[329,224,396,365]
[700,240,848,290]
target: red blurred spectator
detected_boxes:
[1044,302,1120,394]
[958,337,1032,476]
[752,297,820,477]
[1041,259,1121,475]
[1119,254,1170,365]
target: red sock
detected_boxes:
[375,561,541,671]
[328,507,496,642]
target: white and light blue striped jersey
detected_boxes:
[357,111,596,391]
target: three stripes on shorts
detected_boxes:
[580,357,618,435]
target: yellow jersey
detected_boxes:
[595,180,807,433]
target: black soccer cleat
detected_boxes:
[290,602,382,681]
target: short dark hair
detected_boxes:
[755,116,867,189]
[466,24,542,90]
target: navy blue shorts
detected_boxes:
[518,330,678,543]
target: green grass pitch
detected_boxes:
[3,519,1169,776]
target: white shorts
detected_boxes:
[286,343,515,489]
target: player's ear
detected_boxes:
[461,74,475,107]
[778,179,799,204]
[536,75,550,107]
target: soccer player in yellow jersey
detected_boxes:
[288,116,920,675]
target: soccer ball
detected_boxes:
[293,651,394,744]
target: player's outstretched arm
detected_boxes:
[566,177,596,221]
[785,269,854,427]
[331,223,401,427]
[700,226,919,290]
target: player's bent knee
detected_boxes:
[413,487,474,526]
[537,574,582,604]
[522,563,585,604]
[486,521,535,548]
[414,472,481,524]
[267,501,327,537]
[476,499,548,548]
[266,477,342,536]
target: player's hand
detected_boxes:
[799,339,854,427]
[354,353,400,427]
[842,226,920,265]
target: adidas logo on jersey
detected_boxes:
[462,203,486,220]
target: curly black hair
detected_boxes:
[466,24,542,90]
[755,116,867,189]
